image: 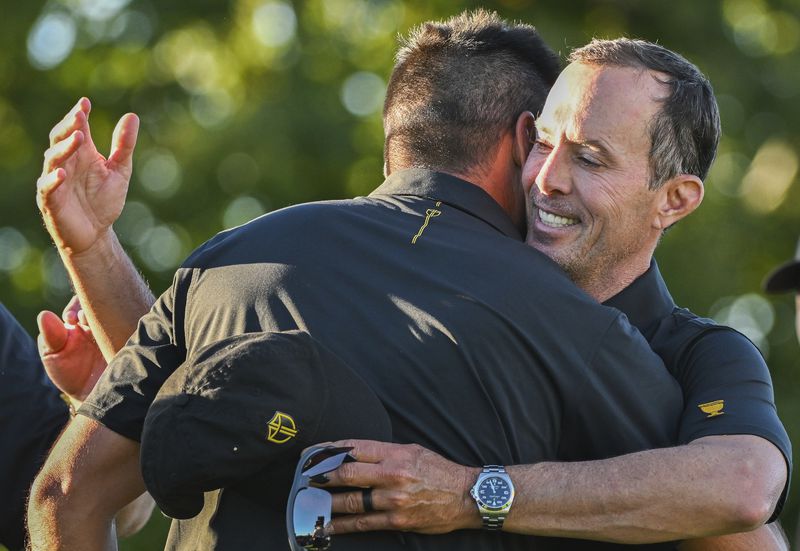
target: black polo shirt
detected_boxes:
[604,261,792,520]
[0,303,69,551]
[82,169,682,550]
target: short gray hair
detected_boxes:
[570,38,721,190]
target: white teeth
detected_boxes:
[538,208,578,228]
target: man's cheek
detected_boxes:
[522,155,546,195]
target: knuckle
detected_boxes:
[387,466,414,485]
[335,463,357,485]
[402,443,425,464]
[353,516,372,533]
[387,512,411,531]
[386,491,410,509]
[343,492,361,513]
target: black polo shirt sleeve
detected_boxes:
[79,269,190,442]
[671,325,791,520]
[0,303,69,551]
[559,313,682,461]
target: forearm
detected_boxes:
[60,229,154,359]
[27,484,118,551]
[502,435,785,543]
[27,417,146,550]
[679,522,789,551]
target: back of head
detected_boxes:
[569,38,721,190]
[384,10,560,176]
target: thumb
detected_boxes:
[37,310,69,355]
[108,113,140,171]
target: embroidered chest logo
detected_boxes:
[412,201,442,244]
[266,411,298,443]
[698,400,725,418]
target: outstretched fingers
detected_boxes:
[42,130,84,175]
[108,113,140,171]
[48,98,91,147]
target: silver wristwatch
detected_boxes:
[469,465,515,530]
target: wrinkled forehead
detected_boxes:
[539,62,666,150]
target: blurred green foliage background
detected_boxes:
[2,0,799,548]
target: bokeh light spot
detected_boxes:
[0,228,30,272]
[252,2,297,48]
[138,225,185,272]
[223,196,266,229]
[42,248,72,295]
[710,293,775,354]
[740,139,798,213]
[190,91,235,128]
[340,72,385,117]
[27,12,77,70]
[138,149,182,198]
[115,201,155,247]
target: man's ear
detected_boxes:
[655,174,704,230]
[513,111,536,168]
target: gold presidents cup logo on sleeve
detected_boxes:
[266,411,298,443]
[698,400,725,418]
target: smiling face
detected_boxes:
[524,62,669,300]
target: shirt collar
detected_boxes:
[369,168,523,240]
[603,259,676,333]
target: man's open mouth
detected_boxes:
[538,207,579,228]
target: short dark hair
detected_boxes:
[383,10,560,175]
[569,38,721,190]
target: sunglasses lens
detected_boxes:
[292,487,333,550]
[302,447,354,479]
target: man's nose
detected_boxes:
[535,146,572,196]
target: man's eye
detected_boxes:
[577,155,601,168]
[533,140,552,151]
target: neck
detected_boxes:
[574,253,654,303]
[453,139,525,233]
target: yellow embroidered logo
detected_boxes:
[412,201,442,244]
[266,411,298,444]
[698,400,725,418]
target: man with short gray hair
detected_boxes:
[325,37,790,550]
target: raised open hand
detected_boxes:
[37,97,140,256]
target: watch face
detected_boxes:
[477,476,512,509]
